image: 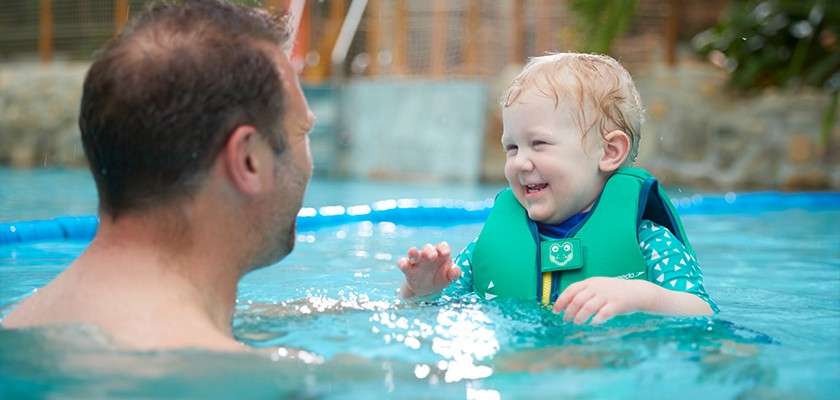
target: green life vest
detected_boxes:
[471,167,695,305]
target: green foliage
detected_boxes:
[570,0,638,54]
[693,0,840,92]
[694,0,840,152]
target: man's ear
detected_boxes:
[599,130,631,173]
[222,126,268,194]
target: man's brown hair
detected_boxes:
[79,0,289,218]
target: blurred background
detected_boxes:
[0,0,837,190]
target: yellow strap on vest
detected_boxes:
[541,272,552,305]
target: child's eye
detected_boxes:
[532,140,548,147]
[504,145,518,154]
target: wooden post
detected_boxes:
[665,0,680,66]
[326,0,346,76]
[289,0,310,72]
[430,0,447,77]
[305,0,346,82]
[38,0,53,63]
[462,0,480,75]
[392,0,408,75]
[511,0,525,65]
[535,0,551,54]
[367,0,382,75]
[115,0,130,35]
[299,1,321,83]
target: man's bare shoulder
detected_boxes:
[2,298,37,328]
[2,277,71,329]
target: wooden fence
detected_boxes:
[0,0,726,82]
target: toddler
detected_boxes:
[397,53,717,324]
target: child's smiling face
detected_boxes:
[501,88,608,224]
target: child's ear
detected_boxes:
[599,130,631,173]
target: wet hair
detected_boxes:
[503,53,644,163]
[79,0,290,219]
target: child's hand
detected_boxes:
[552,277,659,324]
[397,242,461,298]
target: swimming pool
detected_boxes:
[1,168,839,399]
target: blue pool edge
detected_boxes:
[2,192,839,246]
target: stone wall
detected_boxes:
[635,60,839,190]
[0,62,87,168]
[0,62,345,177]
[1,61,837,190]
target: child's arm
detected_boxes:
[636,219,718,312]
[552,277,712,324]
[553,220,716,324]
[397,242,462,298]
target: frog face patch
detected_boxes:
[541,239,583,272]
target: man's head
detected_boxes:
[500,53,644,224]
[79,0,314,267]
[80,0,290,219]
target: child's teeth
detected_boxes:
[525,183,548,193]
[526,184,544,193]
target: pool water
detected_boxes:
[1,169,839,399]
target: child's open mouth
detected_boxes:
[525,183,549,195]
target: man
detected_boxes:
[2,0,315,351]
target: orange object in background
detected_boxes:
[115,0,129,35]
[38,0,53,63]
[302,0,346,84]
[283,0,309,74]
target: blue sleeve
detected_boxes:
[638,220,720,313]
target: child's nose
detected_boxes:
[513,152,534,171]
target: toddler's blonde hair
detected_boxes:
[503,53,644,163]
